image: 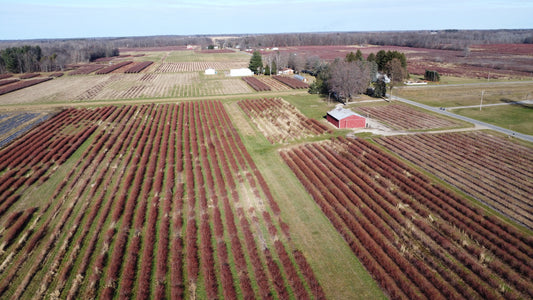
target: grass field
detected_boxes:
[394,82,533,107]
[453,104,533,135]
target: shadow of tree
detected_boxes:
[500,97,533,109]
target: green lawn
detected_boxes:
[454,104,533,135]
[394,82,533,107]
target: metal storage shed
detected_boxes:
[326,106,366,129]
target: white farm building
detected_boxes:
[230,68,253,77]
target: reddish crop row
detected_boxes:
[242,76,271,91]
[0,77,52,95]
[68,64,104,75]
[281,137,533,299]
[273,75,309,89]
[0,101,324,299]
[376,131,533,229]
[95,61,133,74]
[238,97,330,143]
[19,73,40,79]
[124,61,153,73]
[0,79,19,86]
[356,103,462,130]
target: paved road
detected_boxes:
[401,80,533,89]
[447,99,533,110]
[390,94,533,143]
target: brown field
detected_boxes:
[238,98,331,143]
[154,62,247,73]
[0,73,254,103]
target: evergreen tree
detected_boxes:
[373,78,387,98]
[264,64,271,75]
[355,49,363,61]
[375,50,387,71]
[249,50,263,75]
[345,51,357,62]
[366,52,376,62]
[424,70,440,81]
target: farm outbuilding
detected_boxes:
[327,106,366,128]
[230,68,253,77]
[205,68,216,75]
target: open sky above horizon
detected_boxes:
[1,0,532,40]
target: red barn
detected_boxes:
[327,106,366,129]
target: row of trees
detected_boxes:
[0,42,119,74]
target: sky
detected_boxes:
[0,0,532,40]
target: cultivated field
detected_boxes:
[0,44,532,300]
[281,137,533,300]
[355,103,465,131]
[377,131,533,228]
[0,101,325,299]
[238,98,331,143]
[0,111,54,147]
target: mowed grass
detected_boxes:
[394,82,533,107]
[454,104,533,135]
[227,99,386,299]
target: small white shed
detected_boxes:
[230,68,253,77]
[205,68,216,75]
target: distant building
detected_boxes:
[326,105,366,128]
[278,68,294,75]
[205,68,216,75]
[230,68,253,77]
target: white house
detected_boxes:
[230,68,253,77]
[278,68,294,75]
[205,68,216,75]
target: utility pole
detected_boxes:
[480,90,484,111]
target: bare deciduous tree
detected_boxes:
[328,60,371,102]
[385,58,407,84]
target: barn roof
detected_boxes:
[327,107,364,121]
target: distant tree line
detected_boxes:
[0,45,42,73]
[228,29,533,50]
[2,29,531,74]
[0,42,119,73]
[0,35,212,74]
